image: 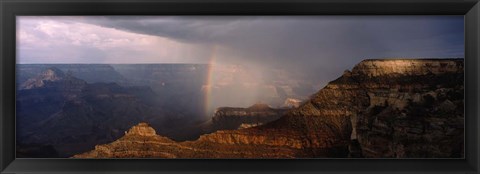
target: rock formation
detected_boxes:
[282,98,302,108]
[351,59,464,158]
[73,59,464,158]
[73,122,307,158]
[73,123,178,158]
[211,103,288,130]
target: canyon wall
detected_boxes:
[351,59,464,157]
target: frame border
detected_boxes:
[1,0,479,173]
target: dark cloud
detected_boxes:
[20,16,465,87]
[83,16,464,66]
[82,16,260,44]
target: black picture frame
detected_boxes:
[1,0,479,173]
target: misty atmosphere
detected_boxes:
[16,16,464,158]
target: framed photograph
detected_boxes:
[1,0,479,173]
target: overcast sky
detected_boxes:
[17,16,464,85]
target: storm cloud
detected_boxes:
[17,16,464,87]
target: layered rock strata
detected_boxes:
[74,59,464,158]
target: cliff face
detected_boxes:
[73,59,464,158]
[285,59,464,157]
[350,59,464,157]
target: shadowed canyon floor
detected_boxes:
[74,59,464,158]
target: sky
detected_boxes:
[17,16,464,89]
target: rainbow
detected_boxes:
[203,45,218,118]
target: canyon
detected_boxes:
[16,67,177,157]
[16,65,294,157]
[73,59,464,158]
